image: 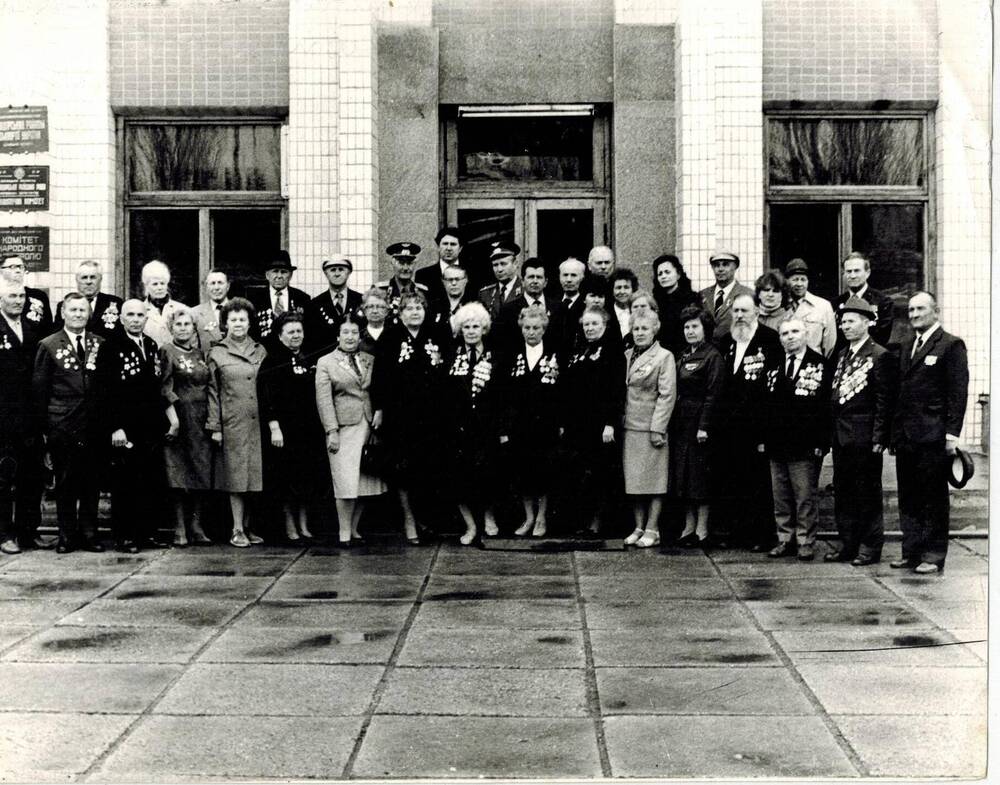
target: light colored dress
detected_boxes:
[622,341,677,495]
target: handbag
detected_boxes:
[359,430,385,477]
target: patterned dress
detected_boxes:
[160,341,213,490]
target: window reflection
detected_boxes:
[457,116,593,181]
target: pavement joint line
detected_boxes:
[570,551,613,779]
[75,544,311,782]
[704,548,870,777]
[341,541,442,780]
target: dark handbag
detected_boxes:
[360,431,385,477]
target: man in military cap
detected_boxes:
[785,257,837,358]
[478,241,523,320]
[826,296,894,566]
[247,250,310,349]
[305,254,364,359]
[835,251,896,350]
[416,227,465,310]
[699,251,754,343]
[377,242,431,326]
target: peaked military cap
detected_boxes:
[386,242,421,260]
[489,241,521,259]
[785,258,809,276]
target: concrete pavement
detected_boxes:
[0,536,987,781]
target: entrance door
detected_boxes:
[211,209,283,299]
[448,199,523,294]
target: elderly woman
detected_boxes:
[670,305,725,547]
[499,304,561,538]
[755,269,794,331]
[651,254,700,358]
[358,288,389,355]
[560,305,626,536]
[140,260,188,347]
[446,302,501,544]
[371,290,448,545]
[622,311,677,548]
[258,312,328,543]
[316,318,386,545]
[206,297,268,548]
[161,306,213,546]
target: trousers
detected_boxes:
[770,456,820,547]
[832,446,884,558]
[895,443,950,566]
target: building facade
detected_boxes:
[0,0,991,440]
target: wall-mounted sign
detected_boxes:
[0,106,48,153]
[0,166,48,211]
[0,227,48,272]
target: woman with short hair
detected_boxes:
[358,288,389,354]
[754,270,794,331]
[651,254,699,358]
[140,260,188,347]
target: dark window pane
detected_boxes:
[457,116,593,181]
[536,208,594,285]
[127,125,281,191]
[852,203,924,329]
[769,119,924,187]
[212,209,283,299]
[129,210,199,304]
[456,208,515,292]
[768,203,842,302]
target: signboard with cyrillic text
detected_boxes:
[0,166,48,211]
[0,106,48,153]
[0,227,49,272]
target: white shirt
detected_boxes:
[525,342,544,371]
[561,292,580,308]
[130,333,147,359]
[501,279,517,301]
[732,321,758,372]
[366,324,384,342]
[847,335,870,358]
[613,303,630,338]
[2,312,22,341]
[784,348,807,378]
[714,280,737,304]
[851,283,870,300]
[524,292,546,310]
[65,328,87,349]
[270,288,287,311]
[912,322,941,357]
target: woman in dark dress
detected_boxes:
[670,305,725,547]
[358,288,389,354]
[446,302,501,544]
[652,254,700,358]
[258,312,329,542]
[560,305,626,536]
[498,304,561,537]
[371,290,449,545]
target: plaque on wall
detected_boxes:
[0,106,48,153]
[0,166,48,211]
[0,226,48,272]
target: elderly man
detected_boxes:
[478,241,523,320]
[712,293,782,550]
[190,268,231,349]
[587,245,616,280]
[495,258,563,352]
[54,260,124,338]
[305,254,364,358]
[103,299,169,553]
[784,258,837,358]
[891,292,968,575]
[762,317,831,560]
[699,250,754,343]
[826,296,894,566]
[33,293,107,553]
[247,250,310,348]
[376,242,431,326]
[0,279,45,554]
[0,255,52,335]
[416,227,465,308]
[835,251,896,350]
[554,257,587,356]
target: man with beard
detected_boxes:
[711,293,782,550]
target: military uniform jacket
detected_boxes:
[892,328,968,448]
[762,346,832,460]
[246,286,310,345]
[829,337,893,449]
[375,277,432,327]
[715,322,782,445]
[55,292,124,339]
[835,287,895,350]
[22,286,53,336]
[32,330,105,443]
[102,334,169,446]
[699,281,754,342]
[304,288,365,359]
[478,278,524,321]
[0,314,43,440]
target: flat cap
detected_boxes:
[386,242,421,260]
[838,294,876,319]
[489,241,521,259]
[785,258,809,276]
[709,250,740,266]
[322,255,353,271]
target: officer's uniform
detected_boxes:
[376,242,433,328]
[477,241,523,321]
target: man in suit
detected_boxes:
[1,255,52,336]
[587,245,616,281]
[376,242,432,327]
[835,251,896,350]
[305,254,364,359]
[190,268,231,349]
[415,227,465,309]
[102,299,169,552]
[785,258,837,358]
[478,241,524,321]
[712,293,782,550]
[762,317,832,561]
[890,291,969,575]
[0,280,45,553]
[699,250,754,343]
[432,264,476,337]
[53,260,124,339]
[495,258,562,353]
[555,257,587,358]
[247,250,310,349]
[826,296,894,566]
[32,293,107,553]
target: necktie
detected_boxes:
[335,292,344,314]
[76,335,86,363]
[135,337,146,361]
[786,355,796,379]
[911,335,924,359]
[714,290,724,315]
[274,291,285,316]
[348,352,362,379]
[563,295,572,305]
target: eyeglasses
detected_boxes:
[1,263,25,271]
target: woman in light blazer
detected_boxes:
[622,310,677,548]
[315,318,386,545]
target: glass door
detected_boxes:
[211,209,283,299]
[447,199,523,294]
[128,209,200,303]
[767,203,843,302]
[529,198,606,284]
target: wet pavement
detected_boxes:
[0,536,986,781]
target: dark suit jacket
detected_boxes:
[0,315,43,440]
[304,288,365,360]
[33,330,106,444]
[23,287,53,336]
[246,286,310,347]
[415,262,451,310]
[552,293,586,360]
[715,322,782,447]
[101,334,169,447]
[892,328,969,447]
[763,346,832,460]
[829,338,894,448]
[55,292,125,339]
[494,294,564,356]
[699,281,754,343]
[835,287,895,350]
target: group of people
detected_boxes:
[0,231,969,575]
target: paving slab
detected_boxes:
[264,574,423,601]
[578,576,731,601]
[59,598,248,628]
[796,663,987,715]
[0,599,78,625]
[0,624,41,651]
[575,551,718,576]
[397,627,586,668]
[432,549,574,575]
[603,715,857,778]
[107,574,272,601]
[412,599,580,629]
[378,666,588,716]
[589,628,778,666]
[744,600,925,629]
[948,627,988,662]
[92,715,362,781]
[0,573,122,601]
[773,628,983,666]
[423,574,575,601]
[583,600,752,630]
[286,552,435,576]
[352,715,602,779]
[878,573,988,602]
[199,626,398,664]
[233,600,412,629]
[713,558,860,577]
[0,711,136,781]
[597,666,813,715]
[0,551,153,574]
[833,714,987,777]
[2,624,215,663]
[0,662,180,712]
[901,599,988,633]
[155,663,382,715]
[140,553,292,577]
[730,576,895,601]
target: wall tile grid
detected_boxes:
[432,0,613,26]
[376,0,433,25]
[615,0,677,24]
[933,0,991,439]
[0,0,115,301]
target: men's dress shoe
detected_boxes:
[55,542,74,554]
[33,536,57,550]
[768,542,795,558]
[914,562,943,575]
[851,555,880,567]
[1,539,22,555]
[889,559,917,569]
[82,541,105,553]
[797,547,815,561]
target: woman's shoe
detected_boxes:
[636,531,661,548]
[230,531,250,548]
[337,538,352,549]
[483,517,499,537]
[624,528,645,546]
[246,532,264,545]
[459,530,477,546]
[677,532,698,548]
[514,520,533,537]
[531,518,547,538]
[191,534,213,546]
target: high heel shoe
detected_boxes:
[677,533,698,548]
[636,531,661,548]
[531,517,547,538]
[624,528,644,546]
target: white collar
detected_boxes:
[525,292,545,307]
[916,322,941,343]
[848,335,870,355]
[851,283,869,299]
[562,291,579,303]
[65,328,86,344]
[715,280,737,298]
[524,341,544,367]
[786,348,807,362]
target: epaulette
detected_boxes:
[415,283,429,291]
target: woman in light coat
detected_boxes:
[140,260,188,347]
[316,318,386,545]
[622,310,677,548]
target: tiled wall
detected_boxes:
[615,0,677,25]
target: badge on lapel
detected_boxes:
[924,355,938,366]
